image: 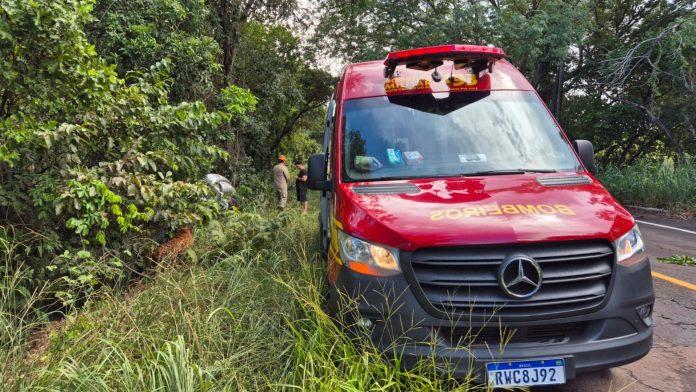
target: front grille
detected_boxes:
[441,322,587,346]
[405,241,614,320]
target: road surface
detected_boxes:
[558,210,696,391]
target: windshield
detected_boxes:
[341,91,580,182]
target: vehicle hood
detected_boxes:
[336,173,634,250]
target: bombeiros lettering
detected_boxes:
[430,204,576,220]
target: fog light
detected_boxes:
[636,304,653,326]
[356,317,374,329]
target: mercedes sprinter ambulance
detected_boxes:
[306,44,654,388]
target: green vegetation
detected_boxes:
[0,0,332,314]
[2,207,484,391]
[599,159,696,215]
[657,255,696,266]
[1,0,695,390]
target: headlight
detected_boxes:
[615,225,646,266]
[338,230,400,276]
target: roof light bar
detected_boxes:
[383,44,505,78]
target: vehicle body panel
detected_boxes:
[334,175,635,251]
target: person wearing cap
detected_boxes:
[272,155,290,209]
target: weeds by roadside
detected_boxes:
[599,159,696,216]
[657,255,696,266]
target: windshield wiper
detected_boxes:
[460,168,557,177]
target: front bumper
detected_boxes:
[327,255,654,381]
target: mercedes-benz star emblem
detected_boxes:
[498,256,543,299]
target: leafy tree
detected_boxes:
[279,130,322,167]
[0,0,256,304]
[230,21,334,167]
[88,0,222,103]
[312,0,695,162]
[559,0,695,163]
[599,13,695,157]
[88,1,332,175]
[209,0,298,82]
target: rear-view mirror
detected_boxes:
[574,140,597,175]
[307,153,332,191]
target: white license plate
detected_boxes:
[486,358,566,388]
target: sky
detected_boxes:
[295,0,344,75]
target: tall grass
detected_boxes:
[1,226,57,384]
[1,205,486,391]
[599,158,696,214]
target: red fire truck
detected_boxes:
[306,44,654,388]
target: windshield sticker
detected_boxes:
[430,204,576,221]
[413,79,431,91]
[459,154,487,163]
[384,78,407,94]
[384,71,488,95]
[403,151,423,165]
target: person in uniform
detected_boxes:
[272,155,289,209]
[295,162,308,214]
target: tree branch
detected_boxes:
[606,92,683,156]
[270,101,325,151]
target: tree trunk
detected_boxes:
[219,2,250,84]
[551,60,564,121]
[269,102,324,152]
[223,20,245,82]
[643,107,683,157]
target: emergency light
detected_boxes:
[383,44,505,78]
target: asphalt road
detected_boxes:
[556,210,696,392]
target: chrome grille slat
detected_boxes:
[543,271,612,284]
[411,260,501,267]
[441,294,605,308]
[535,251,613,263]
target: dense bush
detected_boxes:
[0,0,257,305]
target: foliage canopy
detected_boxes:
[0,0,330,305]
[313,0,695,163]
